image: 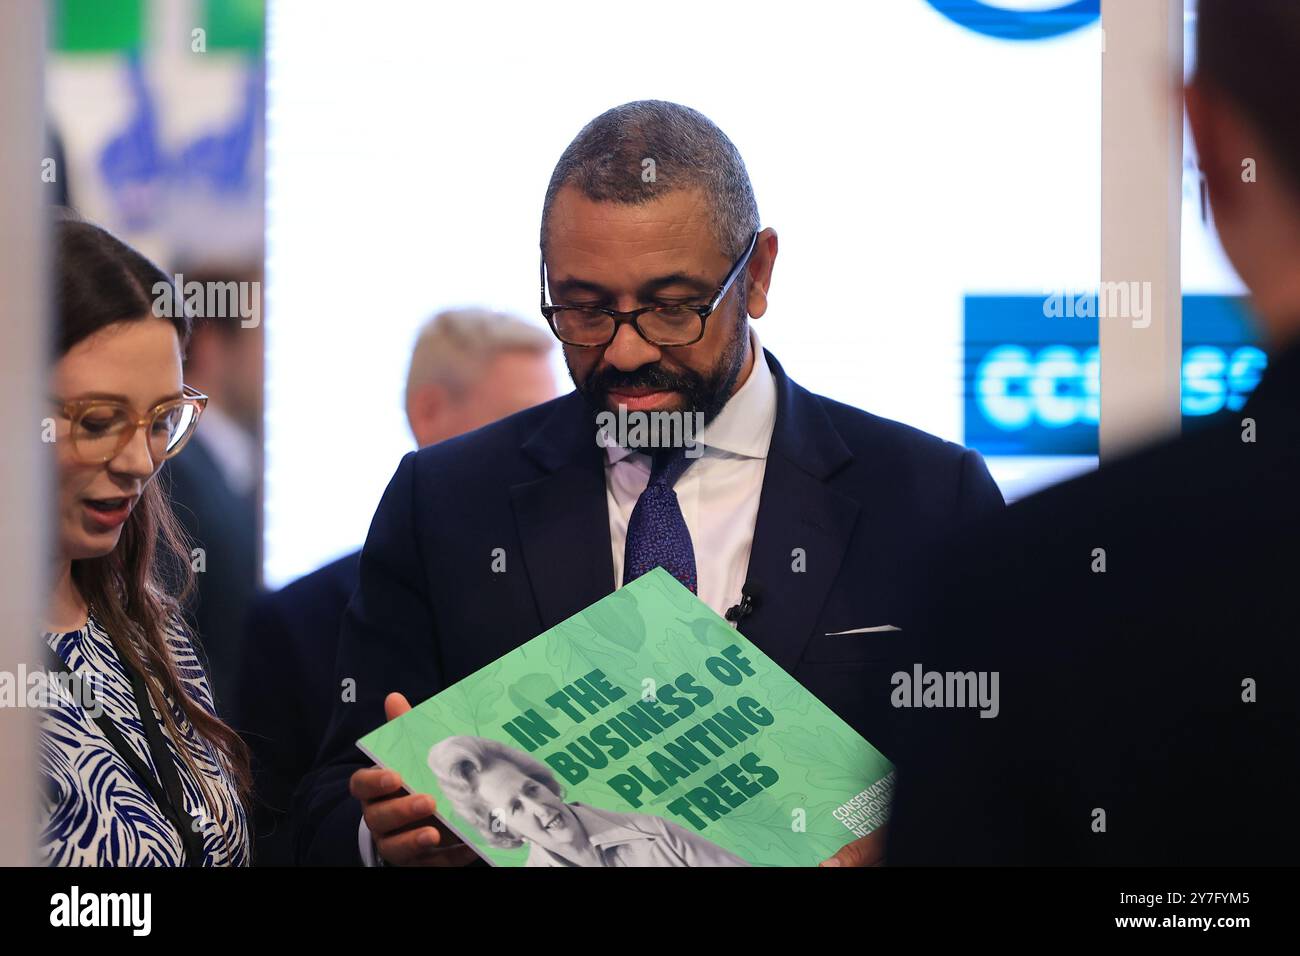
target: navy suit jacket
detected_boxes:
[293,350,1004,863]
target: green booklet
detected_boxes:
[358,568,895,867]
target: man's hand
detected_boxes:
[820,825,888,867]
[349,692,478,866]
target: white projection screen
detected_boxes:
[264,0,1237,587]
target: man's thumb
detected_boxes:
[820,844,859,867]
[385,692,412,721]
[821,830,886,868]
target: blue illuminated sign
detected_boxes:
[924,0,1100,41]
[964,295,1265,456]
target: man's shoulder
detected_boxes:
[819,392,973,462]
[931,416,1299,618]
[243,551,362,665]
[1008,415,1286,533]
[787,378,981,476]
[775,366,1002,524]
[262,550,362,614]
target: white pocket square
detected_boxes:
[824,625,902,635]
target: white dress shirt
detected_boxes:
[191,402,259,497]
[605,331,777,618]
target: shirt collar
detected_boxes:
[603,329,776,466]
[569,803,656,849]
[192,402,259,496]
[526,803,658,866]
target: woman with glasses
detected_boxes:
[41,218,250,866]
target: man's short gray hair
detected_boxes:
[405,307,553,403]
[540,100,760,261]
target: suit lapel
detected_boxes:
[739,352,860,672]
[511,392,616,630]
[507,354,859,666]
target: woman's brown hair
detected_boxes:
[55,217,252,854]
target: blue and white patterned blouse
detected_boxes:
[40,613,249,866]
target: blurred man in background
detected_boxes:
[888,0,1300,866]
[165,264,264,712]
[235,308,555,865]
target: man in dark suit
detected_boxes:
[294,100,1004,866]
[235,309,555,864]
[165,436,259,711]
[887,0,1300,866]
[165,288,263,712]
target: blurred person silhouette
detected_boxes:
[42,217,250,866]
[235,309,555,865]
[888,0,1300,866]
[163,264,264,714]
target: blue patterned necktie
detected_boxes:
[622,446,698,593]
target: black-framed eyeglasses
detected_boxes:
[540,230,759,348]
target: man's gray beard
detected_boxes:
[569,314,751,430]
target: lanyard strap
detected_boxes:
[45,644,207,867]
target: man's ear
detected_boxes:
[1187,81,1245,221]
[745,227,778,320]
[406,382,446,447]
